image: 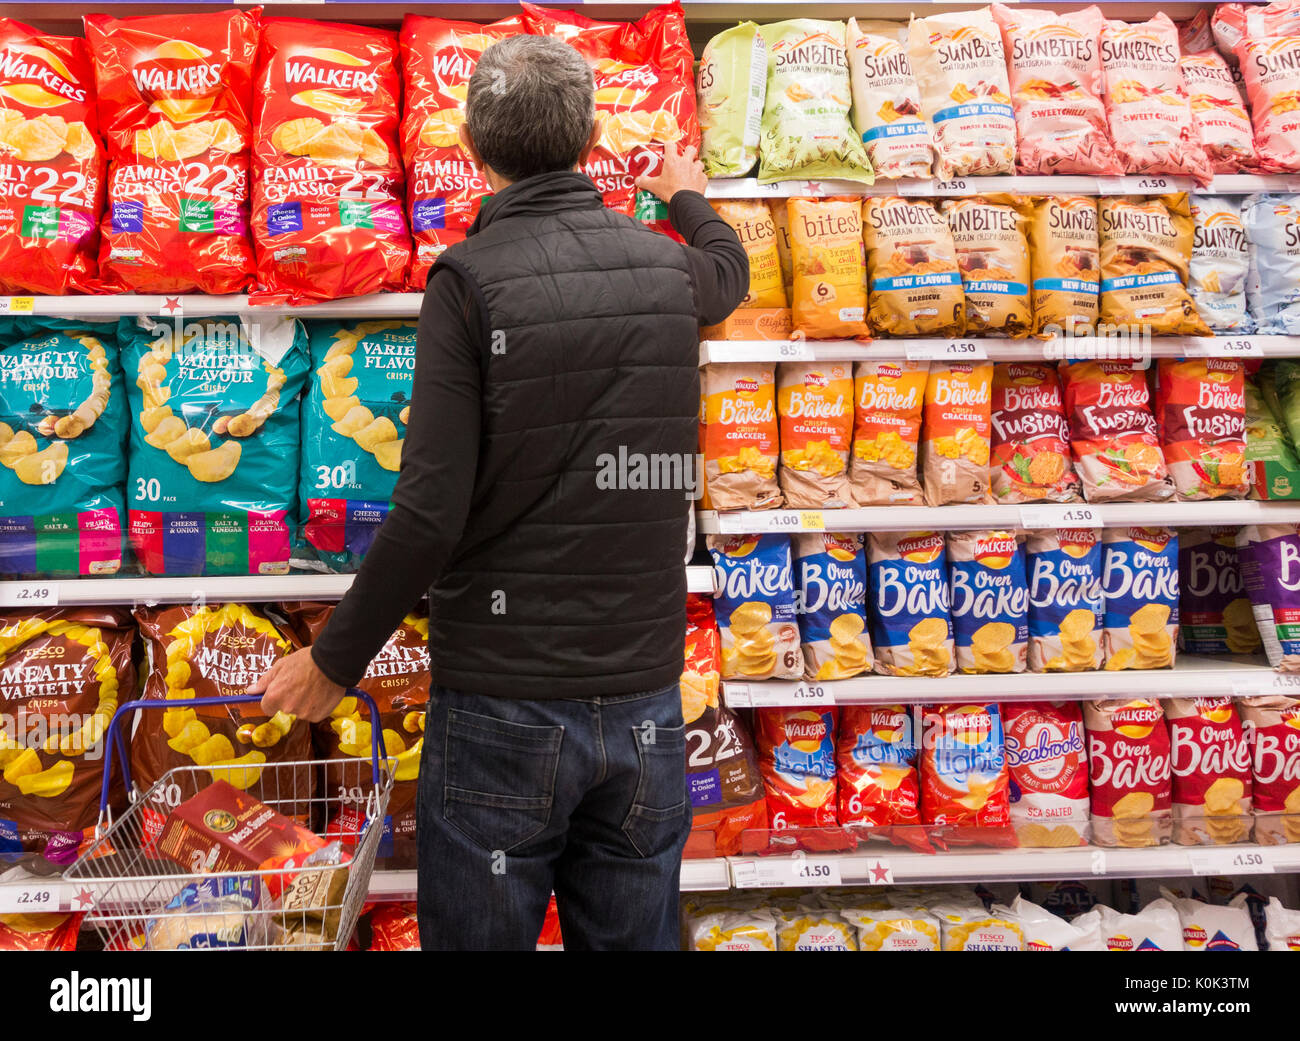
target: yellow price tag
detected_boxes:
[2,297,34,314]
[799,511,825,531]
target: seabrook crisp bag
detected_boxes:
[920,362,993,507]
[1097,899,1185,950]
[919,704,1011,829]
[0,20,104,295]
[1166,696,1253,846]
[906,10,1016,179]
[1237,10,1300,173]
[867,531,954,677]
[990,362,1082,504]
[697,22,766,179]
[1242,194,1300,335]
[756,707,838,830]
[862,196,965,338]
[836,704,920,827]
[942,195,1032,337]
[701,363,781,511]
[1179,48,1258,174]
[947,529,1028,674]
[776,362,853,508]
[1085,698,1173,847]
[1101,526,1179,671]
[1236,524,1300,671]
[840,906,939,950]
[1003,701,1090,846]
[1059,360,1172,502]
[990,5,1121,176]
[1189,196,1252,333]
[848,360,926,506]
[787,197,869,339]
[1028,196,1100,336]
[845,19,933,180]
[708,533,804,681]
[84,9,258,294]
[1178,526,1260,655]
[1241,695,1300,845]
[712,200,786,308]
[794,532,872,681]
[1026,528,1104,671]
[1155,359,1247,500]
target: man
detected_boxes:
[252,34,747,950]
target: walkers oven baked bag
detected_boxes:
[867,530,954,677]
[1100,525,1179,671]
[701,363,781,511]
[776,363,853,508]
[708,533,804,681]
[794,531,872,680]
[1026,528,1104,671]
[920,362,993,506]
[849,360,926,505]
[1085,697,1172,847]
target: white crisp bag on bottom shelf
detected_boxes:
[1265,898,1300,951]
[1011,896,1104,951]
[1161,889,1259,951]
[1096,899,1186,950]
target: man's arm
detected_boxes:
[667,190,750,325]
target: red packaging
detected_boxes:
[250,19,411,303]
[368,902,420,950]
[836,704,920,828]
[0,912,83,950]
[1166,696,1253,845]
[1154,358,1248,501]
[990,362,1082,504]
[84,8,258,294]
[755,707,838,830]
[1084,698,1172,847]
[1002,701,1090,846]
[536,894,563,950]
[0,19,105,294]
[1242,695,1300,845]
[919,704,1011,829]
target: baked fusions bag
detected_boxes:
[863,196,965,338]
[845,18,932,180]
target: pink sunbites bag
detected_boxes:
[1236,6,1300,173]
[1179,48,1259,173]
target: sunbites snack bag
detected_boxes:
[1026,528,1104,671]
[990,5,1120,176]
[1164,890,1259,951]
[1059,360,1172,502]
[756,20,872,185]
[297,320,416,572]
[1101,526,1179,670]
[1241,695,1300,845]
[868,531,954,677]
[776,363,853,508]
[990,362,1081,504]
[845,19,932,180]
[849,360,926,506]
[1004,701,1090,846]
[756,707,838,830]
[1242,194,1300,335]
[1100,15,1214,185]
[942,195,1032,337]
[920,704,1011,829]
[708,533,804,681]
[84,9,258,294]
[1237,12,1300,173]
[0,19,104,295]
[906,10,1016,179]
[920,362,992,507]
[701,363,782,511]
[836,704,920,827]
[1189,196,1252,332]
[1166,696,1253,845]
[1237,524,1300,671]
[1086,698,1173,847]
[1028,196,1099,337]
[251,19,411,304]
[787,197,869,339]
[1180,48,1258,174]
[711,200,786,308]
[698,22,766,178]
[948,529,1028,675]
[1179,527,1261,655]
[122,315,309,576]
[0,321,125,578]
[863,196,965,338]
[1155,359,1248,500]
[794,532,871,681]
[0,609,133,869]
[1097,195,1211,337]
[1097,899,1185,950]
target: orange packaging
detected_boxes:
[849,360,927,506]
[990,361,1082,504]
[756,707,838,830]
[836,704,921,828]
[787,196,870,340]
[769,198,794,300]
[0,19,105,295]
[701,363,782,510]
[920,362,993,506]
[1154,358,1248,500]
[776,362,854,508]
[250,18,411,304]
[84,9,259,294]
[711,199,787,307]
[919,703,1011,828]
[701,308,793,341]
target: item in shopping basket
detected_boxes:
[1242,194,1300,334]
[122,315,308,576]
[368,902,420,950]
[1236,10,1300,173]
[1188,196,1252,332]
[862,196,965,338]
[1096,899,1186,950]
[755,707,838,830]
[1097,195,1211,337]
[920,704,1011,829]
[1155,358,1247,500]
[920,362,992,507]
[1101,526,1179,670]
[1180,48,1258,174]
[1236,524,1300,671]
[0,19,104,295]
[1241,695,1300,845]
[867,530,953,677]
[1025,528,1104,671]
[296,320,416,572]
[776,363,854,508]
[786,197,869,339]
[1012,896,1104,950]
[250,18,410,304]
[990,362,1082,504]
[839,905,939,950]
[848,360,926,506]
[711,200,786,308]
[1245,369,1300,500]
[145,876,272,950]
[0,608,133,868]
[1266,898,1300,951]
[708,533,804,681]
[947,529,1028,674]
[794,532,871,680]
[942,195,1032,337]
[932,900,1023,951]
[1178,527,1260,654]
[697,22,766,178]
[1003,701,1090,846]
[756,20,872,185]
[701,363,781,511]
[836,704,919,828]
[845,19,933,180]
[906,10,1016,179]
[1027,196,1100,337]
[84,9,258,294]
[1085,698,1173,847]
[0,912,82,951]
[1166,696,1253,845]
[1163,889,1258,950]
[1059,360,1172,502]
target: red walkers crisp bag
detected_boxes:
[0,20,105,295]
[84,9,258,294]
[1166,696,1253,846]
[990,361,1082,504]
[1085,698,1172,847]
[1241,695,1300,845]
[919,703,1011,829]
[399,15,523,287]
[1154,358,1248,501]
[756,707,838,830]
[251,19,411,304]
[836,704,920,828]
[368,902,420,951]
[1003,701,1090,847]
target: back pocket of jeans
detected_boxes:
[444,709,564,853]
[622,721,689,858]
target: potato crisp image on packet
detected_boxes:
[1100,526,1179,671]
[1154,358,1248,501]
[1085,697,1172,847]
[708,533,804,681]
[1026,528,1104,672]
[1177,526,1260,655]
[1003,701,1090,847]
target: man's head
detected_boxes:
[462,35,599,186]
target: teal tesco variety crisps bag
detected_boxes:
[296,320,416,571]
[120,315,308,575]
[0,319,127,577]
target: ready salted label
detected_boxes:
[947,529,1028,674]
[1026,528,1103,671]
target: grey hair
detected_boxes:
[466,35,596,183]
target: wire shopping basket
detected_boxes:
[64,691,394,951]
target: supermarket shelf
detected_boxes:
[706,174,1300,199]
[1,293,426,321]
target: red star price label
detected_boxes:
[863,858,894,885]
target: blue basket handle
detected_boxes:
[98,690,387,819]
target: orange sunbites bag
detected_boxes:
[84,8,258,294]
[0,20,105,294]
[251,19,411,304]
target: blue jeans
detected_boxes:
[416,683,690,951]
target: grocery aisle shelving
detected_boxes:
[706,173,1300,199]
[0,293,426,320]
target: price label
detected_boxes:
[733,857,843,888]
[799,510,825,531]
[932,179,969,193]
[791,683,835,706]
[1018,504,1102,529]
[905,340,988,361]
[0,297,34,315]
[895,180,931,197]
[0,583,58,608]
[723,682,752,709]
[1188,848,1274,876]
[0,884,63,914]
[776,341,810,360]
[1233,672,1300,698]
[1284,178,1300,194]
[715,512,754,534]
[1189,337,1262,358]
[1098,176,1173,194]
